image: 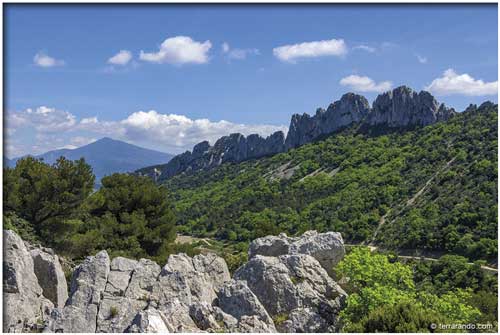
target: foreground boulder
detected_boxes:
[3,230,54,332]
[234,254,347,332]
[249,230,345,276]
[3,229,347,333]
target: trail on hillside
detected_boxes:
[345,244,497,273]
[369,156,457,246]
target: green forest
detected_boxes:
[165,102,497,263]
[3,102,497,332]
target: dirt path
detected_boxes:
[368,156,457,246]
[345,244,497,273]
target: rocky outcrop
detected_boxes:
[3,230,54,332]
[235,254,347,332]
[137,131,286,181]
[3,229,347,333]
[50,250,111,332]
[367,86,455,127]
[249,230,345,276]
[285,93,370,149]
[137,86,456,181]
[30,247,68,308]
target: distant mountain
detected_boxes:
[7,137,173,183]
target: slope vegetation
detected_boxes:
[165,103,497,263]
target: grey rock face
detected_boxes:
[218,280,274,325]
[30,248,68,308]
[161,253,230,304]
[138,86,456,181]
[248,233,291,259]
[249,230,345,276]
[278,307,330,332]
[285,93,370,149]
[138,131,286,181]
[234,254,347,331]
[51,250,111,332]
[96,258,150,333]
[127,307,171,333]
[367,86,455,127]
[3,230,54,332]
[5,230,349,333]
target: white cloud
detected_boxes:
[6,107,287,155]
[119,111,287,152]
[416,54,428,64]
[7,106,76,133]
[340,75,392,93]
[33,52,65,67]
[108,50,132,65]
[353,45,376,53]
[139,36,212,65]
[221,42,259,60]
[425,69,498,96]
[273,38,347,63]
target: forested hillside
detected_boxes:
[165,102,497,263]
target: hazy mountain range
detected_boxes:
[5,137,173,183]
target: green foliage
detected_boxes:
[4,156,95,245]
[109,306,119,319]
[336,247,414,291]
[352,301,443,333]
[165,105,497,263]
[223,250,248,274]
[4,158,177,263]
[337,247,484,332]
[82,173,177,263]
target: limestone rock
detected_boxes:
[367,86,455,128]
[3,230,54,332]
[278,307,330,332]
[30,248,68,308]
[51,250,110,332]
[249,230,345,276]
[126,307,171,333]
[285,93,370,149]
[217,280,273,325]
[97,257,162,333]
[248,233,290,259]
[289,230,345,276]
[161,253,230,304]
[234,254,347,331]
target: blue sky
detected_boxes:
[4,4,498,157]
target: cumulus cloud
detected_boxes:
[118,111,287,152]
[108,50,132,65]
[425,69,498,96]
[416,54,428,64]
[33,52,65,67]
[140,36,212,65]
[340,75,392,93]
[222,42,259,60]
[353,45,376,53]
[7,106,76,133]
[6,107,287,155]
[273,38,347,63]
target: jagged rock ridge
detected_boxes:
[137,86,456,181]
[3,229,347,333]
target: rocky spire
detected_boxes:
[137,86,457,181]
